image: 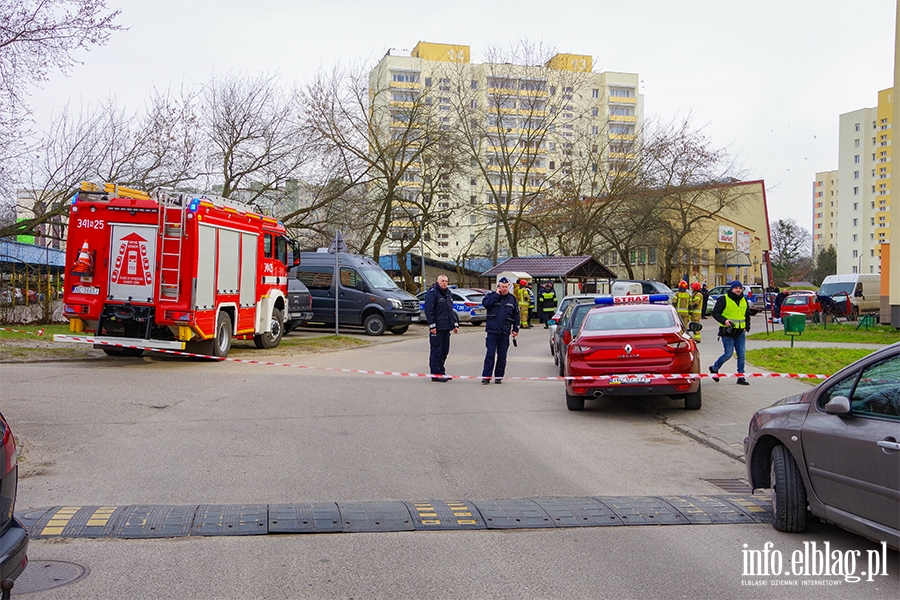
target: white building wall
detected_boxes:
[836,108,879,273]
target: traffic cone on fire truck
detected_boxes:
[70,241,93,276]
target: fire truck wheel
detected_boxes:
[363,313,386,336]
[211,312,233,358]
[254,308,284,349]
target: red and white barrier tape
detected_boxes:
[58,336,833,381]
[0,327,45,336]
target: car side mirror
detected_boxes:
[823,395,851,415]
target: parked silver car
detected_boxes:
[744,342,899,548]
[547,294,607,358]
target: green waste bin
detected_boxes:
[783,313,805,347]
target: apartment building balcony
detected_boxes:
[609,134,636,141]
[389,101,416,108]
[609,152,637,160]
[608,96,637,105]
[389,81,423,90]
[608,115,637,123]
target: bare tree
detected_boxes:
[298,61,452,263]
[1,91,202,240]
[770,218,812,283]
[444,42,589,259]
[0,0,123,217]
[635,119,748,284]
[200,72,309,207]
[0,0,123,106]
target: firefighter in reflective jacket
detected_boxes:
[515,279,532,328]
[672,280,692,330]
[689,282,704,342]
[539,282,557,328]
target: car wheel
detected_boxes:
[554,348,559,366]
[363,313,386,336]
[550,341,555,357]
[558,355,565,377]
[770,445,807,533]
[254,307,284,349]
[684,387,702,410]
[566,389,585,411]
[389,325,409,335]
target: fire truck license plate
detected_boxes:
[73,285,100,295]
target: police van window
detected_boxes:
[263,234,273,258]
[276,237,288,264]
[340,268,366,291]
[296,266,333,290]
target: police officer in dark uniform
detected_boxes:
[424,274,459,382]
[481,277,520,384]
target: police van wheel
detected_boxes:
[565,390,585,411]
[254,308,284,349]
[389,325,409,335]
[363,314,386,336]
[210,313,232,358]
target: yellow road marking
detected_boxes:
[41,506,82,536]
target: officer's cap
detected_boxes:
[498,277,510,284]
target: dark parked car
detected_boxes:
[0,412,28,584]
[284,277,314,334]
[744,342,899,549]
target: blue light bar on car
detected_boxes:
[596,294,670,305]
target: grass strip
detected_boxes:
[748,322,899,345]
[746,347,875,384]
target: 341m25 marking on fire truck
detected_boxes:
[76,218,105,229]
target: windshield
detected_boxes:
[583,309,675,331]
[784,296,810,305]
[360,267,399,290]
[819,282,854,296]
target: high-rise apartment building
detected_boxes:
[812,170,838,253]
[820,88,892,274]
[369,41,643,260]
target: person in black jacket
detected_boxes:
[424,275,459,382]
[481,277,520,384]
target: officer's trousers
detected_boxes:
[482,332,511,379]
[429,330,451,376]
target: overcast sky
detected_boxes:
[29,0,896,231]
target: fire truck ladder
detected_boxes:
[155,191,188,301]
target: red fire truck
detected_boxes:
[55,182,295,358]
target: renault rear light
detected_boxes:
[666,340,692,351]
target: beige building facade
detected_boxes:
[369,41,643,261]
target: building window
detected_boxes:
[853,171,859,179]
[853,202,858,210]
[548,161,555,170]
[592,89,599,98]
[852,218,858,226]
[854,139,860,147]
[852,250,858,258]
[854,123,860,132]
[470,178,477,186]
[854,155,860,163]
[592,126,599,135]
[853,187,859,195]
[591,107,599,117]
[852,234,858,242]
[471,80,478,90]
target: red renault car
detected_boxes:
[0,412,28,584]
[564,295,702,411]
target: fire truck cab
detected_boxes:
[56,182,295,358]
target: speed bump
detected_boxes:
[18,494,775,539]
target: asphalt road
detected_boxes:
[2,325,897,599]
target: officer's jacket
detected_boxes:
[424,284,459,331]
[483,291,520,335]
